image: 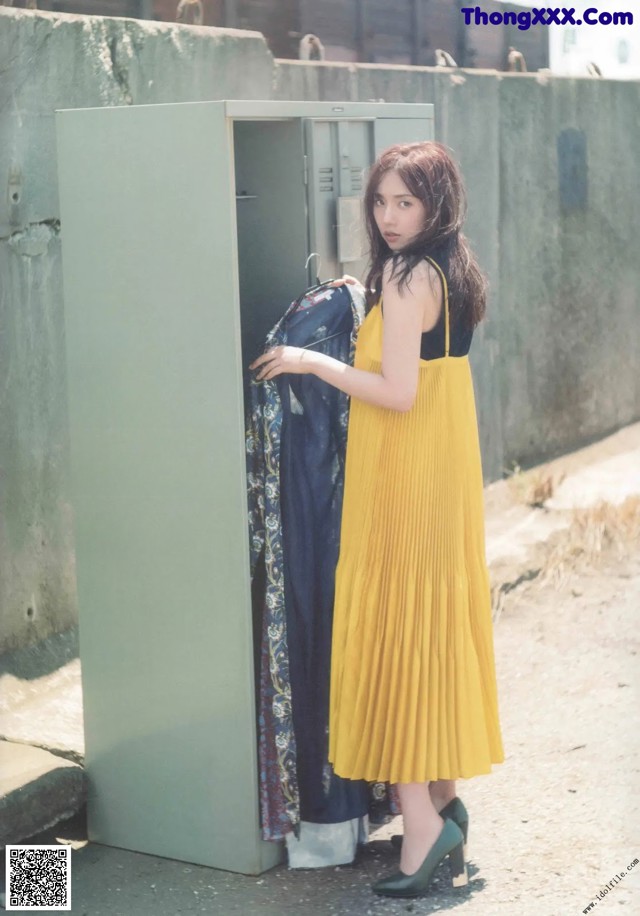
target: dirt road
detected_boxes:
[445,543,640,915]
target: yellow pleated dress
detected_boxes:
[328,257,505,784]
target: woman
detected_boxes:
[249,141,504,899]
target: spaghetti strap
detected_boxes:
[424,255,450,357]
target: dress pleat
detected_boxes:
[328,286,504,784]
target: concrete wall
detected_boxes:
[274,60,640,464]
[497,75,640,463]
[1,8,638,650]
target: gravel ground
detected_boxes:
[7,538,639,916]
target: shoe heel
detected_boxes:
[459,817,469,858]
[448,840,468,888]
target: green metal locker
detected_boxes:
[54,100,434,874]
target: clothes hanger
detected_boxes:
[285,253,350,349]
[288,253,335,316]
[305,252,323,286]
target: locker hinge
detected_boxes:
[303,154,308,186]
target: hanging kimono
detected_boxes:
[245,282,401,868]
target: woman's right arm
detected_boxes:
[299,262,432,412]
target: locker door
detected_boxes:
[303,118,374,283]
[55,100,279,875]
[304,115,435,284]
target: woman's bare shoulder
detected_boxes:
[382,256,434,287]
[383,258,440,305]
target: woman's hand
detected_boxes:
[248,277,364,380]
[249,345,311,381]
[326,274,363,289]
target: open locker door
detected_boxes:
[55,100,277,874]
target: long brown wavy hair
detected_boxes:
[363,142,487,331]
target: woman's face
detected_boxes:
[372,170,427,251]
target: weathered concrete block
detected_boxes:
[0,7,273,651]
[0,8,274,236]
[497,74,640,466]
[0,628,84,759]
[0,740,86,845]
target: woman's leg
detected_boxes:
[429,778,456,810]
[395,781,444,875]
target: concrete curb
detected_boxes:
[0,741,86,846]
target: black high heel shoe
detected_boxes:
[372,817,467,898]
[390,796,469,856]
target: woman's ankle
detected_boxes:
[428,780,456,811]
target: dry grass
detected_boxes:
[505,462,566,508]
[539,495,640,586]
[491,494,640,620]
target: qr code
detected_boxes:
[5,845,71,911]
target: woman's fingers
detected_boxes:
[250,346,279,365]
[249,345,302,380]
[327,275,360,287]
[249,349,275,372]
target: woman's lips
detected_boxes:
[384,233,400,241]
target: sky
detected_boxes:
[496,0,639,77]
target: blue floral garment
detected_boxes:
[245,283,401,843]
